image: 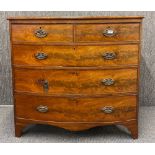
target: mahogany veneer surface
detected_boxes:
[12,45,138,67]
[8,16,143,138]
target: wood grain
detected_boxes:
[14,68,137,95]
[7,15,142,138]
[15,118,137,137]
[123,120,138,139]
[8,16,143,25]
[15,94,136,122]
[75,23,140,42]
[12,44,138,67]
[8,16,144,19]
[0,11,151,107]
[12,45,76,66]
[76,45,138,66]
[11,24,73,43]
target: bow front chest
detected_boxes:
[8,16,143,138]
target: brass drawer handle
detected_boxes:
[103,28,117,37]
[35,28,48,38]
[37,105,48,113]
[102,52,116,60]
[35,52,48,60]
[101,106,114,114]
[101,78,115,86]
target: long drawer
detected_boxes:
[75,23,140,42]
[14,68,137,95]
[15,94,137,122]
[12,44,138,67]
[11,24,73,43]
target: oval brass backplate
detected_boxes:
[36,105,48,113]
[102,52,116,60]
[35,28,48,38]
[101,106,114,114]
[103,28,117,37]
[35,52,48,60]
[101,78,115,86]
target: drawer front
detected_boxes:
[13,45,138,67]
[15,94,136,122]
[14,68,137,94]
[12,45,76,66]
[76,45,138,66]
[75,24,140,42]
[76,69,137,94]
[11,24,73,43]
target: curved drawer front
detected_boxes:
[75,24,140,42]
[76,45,138,66]
[14,68,137,95]
[11,24,73,43]
[15,94,136,122]
[12,45,76,66]
[76,69,137,94]
[13,44,138,67]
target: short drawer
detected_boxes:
[12,44,138,67]
[11,24,73,43]
[14,68,137,95]
[75,24,140,42]
[15,94,137,122]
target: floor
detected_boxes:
[0,106,155,143]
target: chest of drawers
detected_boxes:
[8,16,143,139]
